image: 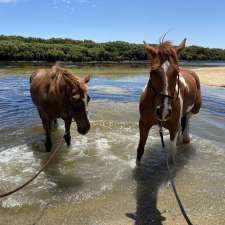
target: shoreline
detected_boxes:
[0,63,225,87]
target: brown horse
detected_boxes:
[30,64,91,152]
[136,39,201,165]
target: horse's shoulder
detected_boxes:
[180,68,201,89]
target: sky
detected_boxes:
[0,0,225,48]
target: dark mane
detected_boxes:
[51,64,87,93]
[157,41,178,64]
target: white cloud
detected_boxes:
[52,0,96,10]
[0,0,16,3]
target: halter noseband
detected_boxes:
[149,70,180,100]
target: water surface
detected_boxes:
[0,67,225,224]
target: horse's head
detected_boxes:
[66,74,91,135]
[144,38,186,121]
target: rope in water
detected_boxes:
[0,137,64,199]
[159,125,194,225]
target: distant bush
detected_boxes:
[0,35,224,62]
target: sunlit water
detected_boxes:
[0,72,225,214]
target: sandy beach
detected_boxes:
[1,64,225,88]
[193,66,225,87]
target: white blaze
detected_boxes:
[162,97,170,120]
[161,60,170,95]
[83,95,89,118]
[160,60,171,120]
[73,94,80,100]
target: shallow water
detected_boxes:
[0,69,225,224]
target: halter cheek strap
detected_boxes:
[149,69,180,101]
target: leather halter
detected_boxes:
[148,66,180,100]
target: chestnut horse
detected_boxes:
[30,64,91,152]
[136,39,201,165]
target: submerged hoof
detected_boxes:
[64,134,71,146]
[183,137,191,144]
[136,159,141,167]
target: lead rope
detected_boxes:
[158,124,194,225]
[0,137,64,199]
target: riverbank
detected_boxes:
[193,67,225,87]
[1,63,225,87]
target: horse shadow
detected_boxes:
[24,125,84,193]
[126,141,196,225]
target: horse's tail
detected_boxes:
[191,71,202,114]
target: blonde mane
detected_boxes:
[51,64,87,93]
[157,41,178,65]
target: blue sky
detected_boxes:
[0,0,225,48]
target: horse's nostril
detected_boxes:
[168,109,172,117]
[156,108,161,117]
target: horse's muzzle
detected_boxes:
[155,107,172,121]
[77,124,90,135]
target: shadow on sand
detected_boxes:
[127,142,196,225]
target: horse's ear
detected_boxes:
[143,41,157,57]
[84,75,91,83]
[176,38,186,55]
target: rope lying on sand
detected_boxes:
[159,125,194,225]
[0,137,64,199]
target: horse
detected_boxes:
[136,39,201,165]
[30,64,91,152]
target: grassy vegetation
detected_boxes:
[1,35,225,62]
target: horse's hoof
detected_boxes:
[136,159,141,167]
[183,138,191,144]
[64,134,71,146]
[183,139,191,144]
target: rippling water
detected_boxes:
[0,71,225,224]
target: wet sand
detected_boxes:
[193,66,225,87]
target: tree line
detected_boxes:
[0,35,225,62]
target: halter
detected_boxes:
[149,64,180,100]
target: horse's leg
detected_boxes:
[169,128,179,164]
[42,118,52,152]
[51,119,59,131]
[183,113,192,143]
[64,117,72,146]
[136,119,151,166]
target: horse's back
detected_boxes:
[30,69,51,103]
[30,68,65,118]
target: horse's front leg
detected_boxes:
[64,117,72,146]
[42,118,52,152]
[136,119,152,166]
[169,128,179,164]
